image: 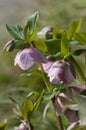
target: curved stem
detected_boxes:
[39,63,64,130]
[39,64,51,92]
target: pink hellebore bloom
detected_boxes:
[43,61,76,84]
[14,47,47,70]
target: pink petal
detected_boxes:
[14,49,34,70]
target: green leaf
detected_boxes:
[43,91,57,101]
[24,11,39,40]
[69,40,80,45]
[33,90,44,112]
[61,32,70,57]
[16,25,25,39]
[21,70,44,78]
[3,39,15,52]
[72,49,86,56]
[34,37,47,53]
[14,40,29,49]
[67,19,81,39]
[6,24,24,40]
[67,122,79,130]
[72,90,86,125]
[0,121,7,130]
[45,39,61,54]
[21,98,34,119]
[53,24,58,39]
[74,32,86,45]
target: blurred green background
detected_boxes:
[0,0,86,129]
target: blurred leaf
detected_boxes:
[16,25,24,38]
[14,40,29,49]
[67,19,81,40]
[61,32,70,57]
[6,24,24,40]
[21,98,34,119]
[67,122,79,130]
[69,40,80,45]
[33,90,44,112]
[53,24,58,39]
[72,90,86,125]
[43,91,57,101]
[27,91,40,101]
[34,37,47,53]
[21,70,44,78]
[0,121,7,130]
[74,32,86,45]
[24,11,39,40]
[3,39,15,52]
[72,49,86,56]
[45,39,61,54]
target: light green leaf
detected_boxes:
[0,121,7,130]
[33,90,44,112]
[61,32,70,57]
[67,19,81,40]
[72,90,86,125]
[34,37,47,53]
[74,32,86,45]
[53,24,58,39]
[21,98,34,119]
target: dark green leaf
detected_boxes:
[67,19,81,39]
[61,32,70,57]
[72,90,86,125]
[21,98,34,119]
[3,39,15,52]
[16,25,25,38]
[0,121,7,130]
[45,39,61,54]
[43,91,57,101]
[14,40,29,49]
[6,24,24,40]
[72,49,86,56]
[74,32,86,45]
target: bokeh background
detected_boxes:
[0,0,86,129]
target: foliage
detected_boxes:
[2,11,86,130]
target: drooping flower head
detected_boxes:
[14,47,47,70]
[43,60,76,84]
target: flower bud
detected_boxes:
[47,61,76,84]
[38,26,53,35]
[14,47,47,70]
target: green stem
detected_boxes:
[39,64,51,92]
[57,116,64,130]
[69,56,86,84]
[39,64,64,130]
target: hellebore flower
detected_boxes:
[43,61,76,84]
[54,85,86,123]
[14,47,47,70]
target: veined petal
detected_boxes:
[29,47,47,63]
[14,49,34,70]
